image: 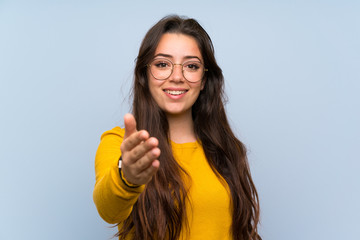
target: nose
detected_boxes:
[169,64,184,82]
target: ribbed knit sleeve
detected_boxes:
[93,127,144,224]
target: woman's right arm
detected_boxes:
[93,114,160,224]
[93,127,145,224]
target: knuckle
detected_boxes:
[120,144,126,152]
[135,158,145,169]
[132,148,140,158]
[148,149,157,158]
[126,137,135,146]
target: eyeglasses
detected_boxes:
[147,58,208,83]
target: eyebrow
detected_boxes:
[153,53,202,62]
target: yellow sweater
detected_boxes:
[93,127,232,239]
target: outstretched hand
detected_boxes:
[120,113,160,185]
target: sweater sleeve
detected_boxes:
[93,127,145,224]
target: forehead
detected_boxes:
[154,33,203,61]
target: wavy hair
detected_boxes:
[117,15,261,240]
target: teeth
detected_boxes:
[165,90,186,95]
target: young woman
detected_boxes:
[93,15,261,240]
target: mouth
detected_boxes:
[163,89,188,96]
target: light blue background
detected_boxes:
[1,0,359,239]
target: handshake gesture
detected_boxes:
[120,114,160,185]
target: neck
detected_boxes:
[166,110,196,143]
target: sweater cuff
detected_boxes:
[119,168,142,188]
[112,164,144,194]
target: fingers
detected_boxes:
[122,130,149,151]
[122,113,149,153]
[120,113,161,185]
[130,137,158,162]
[134,159,160,183]
[124,113,137,139]
[133,144,160,172]
[122,147,161,185]
[122,137,160,170]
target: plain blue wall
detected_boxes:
[1,0,359,239]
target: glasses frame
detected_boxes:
[147,58,208,83]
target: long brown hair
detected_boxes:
[117,15,261,240]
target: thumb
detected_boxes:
[123,113,137,139]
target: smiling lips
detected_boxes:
[164,89,188,96]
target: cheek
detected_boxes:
[189,81,204,93]
[148,79,164,101]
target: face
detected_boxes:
[148,33,205,117]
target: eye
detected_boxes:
[155,62,168,68]
[184,62,201,71]
[152,59,171,69]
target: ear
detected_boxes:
[200,78,206,90]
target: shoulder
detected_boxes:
[100,127,125,141]
[97,127,125,150]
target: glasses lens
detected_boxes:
[150,58,172,80]
[183,61,204,82]
[149,58,205,82]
